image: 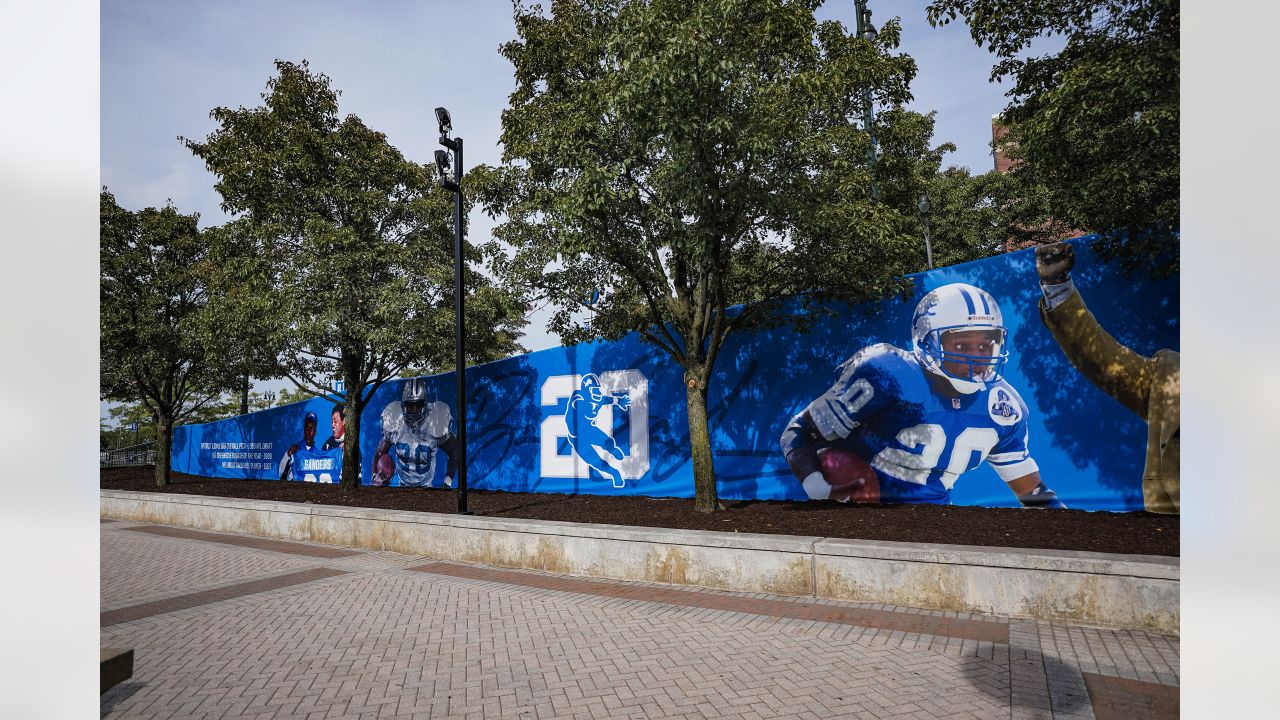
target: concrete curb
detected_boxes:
[100,490,1179,634]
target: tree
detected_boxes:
[100,190,242,486]
[273,385,320,407]
[914,168,998,267]
[101,402,158,451]
[915,165,1068,264]
[477,0,953,511]
[184,60,526,491]
[100,390,281,452]
[927,0,1178,272]
[185,389,282,421]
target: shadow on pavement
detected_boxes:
[962,651,1089,714]
[100,680,144,718]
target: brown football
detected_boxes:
[374,453,396,485]
[817,447,881,503]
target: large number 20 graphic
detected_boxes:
[870,425,998,489]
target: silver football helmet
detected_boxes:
[401,377,435,426]
[910,283,1009,395]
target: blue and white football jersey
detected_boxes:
[805,343,1038,503]
[290,446,342,484]
[380,400,453,487]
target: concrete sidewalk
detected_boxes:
[100,518,1179,719]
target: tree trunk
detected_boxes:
[341,381,363,493]
[685,372,720,513]
[153,414,172,488]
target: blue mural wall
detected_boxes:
[172,236,1179,511]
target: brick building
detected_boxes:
[992,114,1017,174]
[991,114,1081,251]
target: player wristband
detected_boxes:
[801,472,832,501]
[1017,481,1065,509]
[1040,279,1076,312]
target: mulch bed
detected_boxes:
[101,466,1178,557]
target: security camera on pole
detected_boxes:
[433,107,471,516]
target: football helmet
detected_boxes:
[401,377,435,426]
[580,373,604,403]
[910,283,1008,395]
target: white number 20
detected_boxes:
[871,425,998,489]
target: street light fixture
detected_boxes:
[434,106,452,139]
[433,150,457,192]
[434,106,470,515]
[854,1,879,199]
[918,194,935,270]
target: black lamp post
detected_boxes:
[434,106,470,516]
[918,194,935,270]
[854,1,879,199]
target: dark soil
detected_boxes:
[101,466,1178,557]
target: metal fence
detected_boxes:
[100,441,156,468]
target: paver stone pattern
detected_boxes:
[100,521,1178,719]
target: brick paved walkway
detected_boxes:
[101,521,1179,719]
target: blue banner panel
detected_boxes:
[171,237,1179,511]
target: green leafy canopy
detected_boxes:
[477,0,964,509]
[928,0,1179,272]
[100,190,248,485]
[184,60,526,489]
[479,0,959,363]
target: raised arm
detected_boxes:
[1036,242,1158,418]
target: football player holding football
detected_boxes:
[371,378,458,488]
[780,282,1065,508]
[565,373,632,488]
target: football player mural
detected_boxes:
[780,283,1066,508]
[171,237,1178,510]
[371,378,458,488]
[565,373,634,488]
[277,411,320,481]
[274,410,343,483]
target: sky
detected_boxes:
[5,2,1274,707]
[100,0,1058,421]
[21,1,1275,709]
